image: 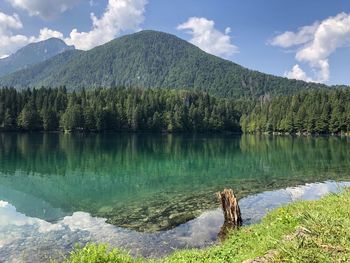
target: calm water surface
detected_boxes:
[0,133,350,262]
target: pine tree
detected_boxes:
[42,108,58,131]
[17,103,41,130]
[3,109,14,130]
[60,104,83,132]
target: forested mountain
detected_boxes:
[0,30,327,99]
[0,50,82,87]
[0,38,75,77]
[241,89,350,134]
[0,87,241,132]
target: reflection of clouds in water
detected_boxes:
[62,212,111,232]
[0,201,63,233]
[286,187,305,201]
[0,185,68,223]
[240,181,350,223]
[167,209,223,247]
[0,204,220,262]
[0,181,349,262]
[285,181,350,202]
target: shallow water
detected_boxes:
[1,181,349,262]
[0,134,350,262]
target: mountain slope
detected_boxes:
[0,30,327,99]
[0,50,82,87]
[0,38,75,77]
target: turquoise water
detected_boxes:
[0,133,350,261]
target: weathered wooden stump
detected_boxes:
[217,188,242,240]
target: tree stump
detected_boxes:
[217,188,242,240]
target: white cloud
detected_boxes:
[270,22,319,48]
[35,27,64,41]
[0,12,23,32]
[65,0,148,50]
[284,64,313,82]
[0,12,67,58]
[0,34,29,58]
[271,12,350,83]
[177,17,238,59]
[6,0,82,19]
[0,12,29,57]
[0,0,148,57]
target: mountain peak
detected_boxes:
[128,29,182,37]
[0,38,75,77]
[0,30,325,99]
[30,37,74,49]
[101,30,196,50]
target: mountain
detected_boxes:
[0,30,328,99]
[0,38,75,77]
[0,49,82,87]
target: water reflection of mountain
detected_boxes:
[0,133,349,231]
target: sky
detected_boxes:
[0,0,350,85]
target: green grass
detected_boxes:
[61,244,145,263]
[62,188,350,263]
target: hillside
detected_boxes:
[0,38,75,77]
[0,30,327,99]
[0,50,82,87]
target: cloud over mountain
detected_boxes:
[178,17,238,59]
[0,0,148,57]
[0,12,67,57]
[65,0,148,50]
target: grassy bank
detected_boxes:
[63,188,350,263]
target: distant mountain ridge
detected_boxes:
[0,30,332,99]
[0,38,75,77]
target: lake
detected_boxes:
[0,133,350,262]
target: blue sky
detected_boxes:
[0,0,350,85]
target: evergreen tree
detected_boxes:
[60,104,83,131]
[42,108,58,131]
[17,103,41,130]
[3,109,14,130]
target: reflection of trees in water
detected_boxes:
[0,133,349,222]
[0,133,241,177]
[1,133,350,183]
[240,135,350,174]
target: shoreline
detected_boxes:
[61,185,350,262]
[2,181,350,262]
[243,131,350,137]
[0,130,350,137]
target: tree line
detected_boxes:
[0,87,241,132]
[241,89,350,134]
[1,87,349,134]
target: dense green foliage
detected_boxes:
[241,89,350,134]
[0,87,240,132]
[62,189,350,262]
[0,38,74,77]
[1,86,350,134]
[0,88,350,134]
[0,30,327,99]
[0,50,81,87]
